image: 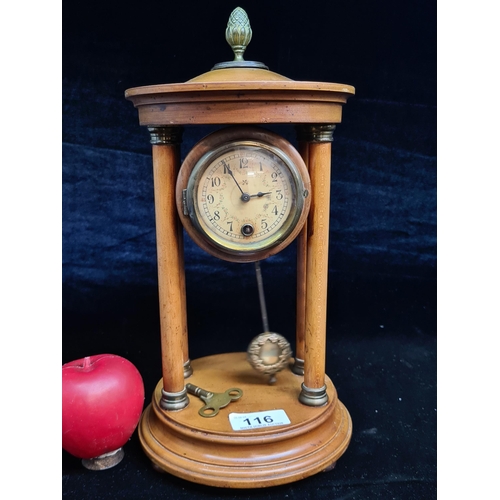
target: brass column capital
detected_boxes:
[296,124,336,143]
[148,126,184,145]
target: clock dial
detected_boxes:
[196,145,294,244]
[177,127,310,262]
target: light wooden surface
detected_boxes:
[138,352,352,488]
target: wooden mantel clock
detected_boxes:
[125,7,355,488]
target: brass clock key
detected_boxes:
[186,383,243,418]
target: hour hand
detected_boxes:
[249,191,272,198]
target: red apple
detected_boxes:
[62,354,145,460]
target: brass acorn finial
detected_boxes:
[211,7,267,70]
[226,7,252,62]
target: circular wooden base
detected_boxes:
[138,352,352,488]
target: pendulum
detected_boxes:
[246,261,292,384]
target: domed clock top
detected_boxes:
[124,7,354,126]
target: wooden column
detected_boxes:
[149,126,190,411]
[292,138,309,375]
[298,125,335,406]
[177,220,193,379]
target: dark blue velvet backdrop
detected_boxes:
[62,1,436,498]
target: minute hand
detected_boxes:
[225,163,250,202]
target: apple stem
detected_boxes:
[83,357,92,369]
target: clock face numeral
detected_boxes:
[196,147,293,245]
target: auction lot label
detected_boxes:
[229,409,291,431]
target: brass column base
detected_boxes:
[299,383,329,407]
[291,357,305,375]
[138,352,352,488]
[160,388,189,411]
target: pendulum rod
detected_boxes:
[255,261,270,333]
[251,260,293,384]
